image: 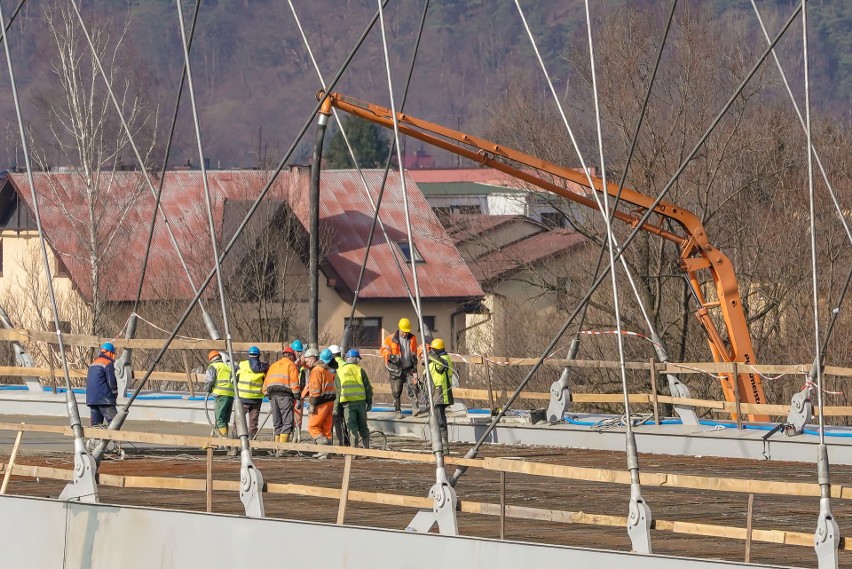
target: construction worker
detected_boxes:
[427,338,454,454]
[380,317,420,418]
[290,339,307,442]
[236,346,268,438]
[328,344,349,446]
[334,349,373,448]
[86,342,119,427]
[305,347,336,458]
[204,350,233,437]
[263,346,301,451]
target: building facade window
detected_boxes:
[419,315,436,335]
[344,317,383,348]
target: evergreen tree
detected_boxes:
[323,116,391,169]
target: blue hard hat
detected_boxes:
[101,342,115,353]
[247,346,261,357]
[319,348,333,364]
[345,349,361,359]
[291,339,304,352]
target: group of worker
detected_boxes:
[84,317,455,456]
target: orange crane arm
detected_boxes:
[321,91,767,421]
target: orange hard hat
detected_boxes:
[208,350,220,362]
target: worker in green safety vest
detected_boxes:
[427,338,454,454]
[333,349,373,448]
[204,350,234,437]
[236,346,269,438]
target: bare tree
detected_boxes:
[29,1,159,336]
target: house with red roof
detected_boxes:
[444,213,592,358]
[0,168,483,354]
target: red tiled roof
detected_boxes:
[469,229,587,283]
[6,169,482,302]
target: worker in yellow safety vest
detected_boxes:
[204,350,234,437]
[334,349,373,448]
[427,338,454,454]
[236,346,268,438]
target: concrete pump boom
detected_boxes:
[320,90,768,422]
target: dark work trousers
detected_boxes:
[89,404,117,427]
[240,400,263,438]
[389,367,415,412]
[435,404,449,452]
[269,393,295,436]
[334,408,350,445]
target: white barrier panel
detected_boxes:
[0,495,785,569]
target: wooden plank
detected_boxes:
[206,446,213,513]
[0,429,23,494]
[572,393,650,404]
[500,470,506,540]
[337,454,353,525]
[745,494,754,562]
[649,357,659,425]
[182,351,195,398]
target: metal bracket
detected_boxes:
[239,458,265,518]
[0,305,41,392]
[406,470,459,535]
[665,373,699,425]
[785,388,813,436]
[113,314,137,397]
[545,367,571,423]
[627,482,652,554]
[815,497,840,568]
[58,439,98,503]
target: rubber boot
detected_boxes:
[315,436,330,460]
[362,435,370,450]
[276,433,289,457]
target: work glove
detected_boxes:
[388,354,401,366]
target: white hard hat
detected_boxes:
[303,348,319,359]
[329,344,341,356]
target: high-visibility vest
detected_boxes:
[338,363,366,403]
[237,360,265,400]
[210,361,234,397]
[264,357,300,394]
[429,353,454,406]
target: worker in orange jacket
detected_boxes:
[262,346,301,450]
[380,317,420,418]
[304,348,336,458]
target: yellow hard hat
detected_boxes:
[431,338,445,350]
[398,317,412,333]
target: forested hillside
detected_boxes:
[0,0,848,168]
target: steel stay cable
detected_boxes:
[801,0,823,444]
[582,0,631,425]
[751,0,852,251]
[566,0,674,356]
[69,0,214,323]
[286,0,428,316]
[375,0,445,473]
[514,0,669,364]
[451,2,804,486]
[101,2,390,431]
[343,0,430,324]
[0,1,84,440]
[751,0,852,379]
[174,0,257,469]
[132,0,202,313]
